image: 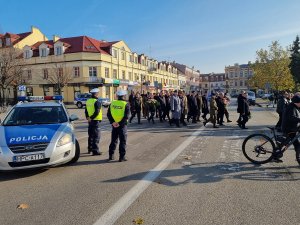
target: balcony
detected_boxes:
[70,76,104,84]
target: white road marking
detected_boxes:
[93,126,205,225]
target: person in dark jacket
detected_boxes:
[275,91,289,132]
[237,91,245,127]
[164,91,172,125]
[146,93,158,124]
[239,92,250,129]
[216,92,225,125]
[281,93,300,165]
[196,91,203,122]
[201,94,209,121]
[129,92,143,124]
[157,91,166,122]
[188,91,198,123]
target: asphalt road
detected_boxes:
[0,102,299,225]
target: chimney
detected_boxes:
[53,35,60,42]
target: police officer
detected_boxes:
[85,88,102,155]
[107,90,130,162]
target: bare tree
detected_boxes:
[46,62,72,95]
[0,47,26,107]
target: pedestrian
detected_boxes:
[275,91,289,132]
[129,92,143,124]
[281,93,300,165]
[164,91,172,125]
[85,88,103,155]
[107,89,130,162]
[187,91,198,123]
[239,92,250,129]
[268,94,275,108]
[157,91,166,122]
[216,92,225,126]
[196,91,203,122]
[224,93,232,123]
[146,93,157,124]
[201,93,209,121]
[170,90,182,127]
[237,91,245,127]
[203,94,218,128]
[179,90,188,126]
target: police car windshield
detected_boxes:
[3,106,68,126]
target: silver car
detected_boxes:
[0,97,80,170]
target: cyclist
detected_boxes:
[281,93,300,165]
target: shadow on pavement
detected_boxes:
[102,162,300,186]
[0,168,48,182]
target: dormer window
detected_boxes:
[6,38,11,46]
[112,49,118,58]
[41,48,47,57]
[25,50,31,59]
[56,46,62,55]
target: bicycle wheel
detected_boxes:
[242,133,275,164]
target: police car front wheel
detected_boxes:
[68,139,80,164]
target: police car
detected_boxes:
[74,93,111,108]
[0,96,80,171]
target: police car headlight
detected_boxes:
[57,134,72,147]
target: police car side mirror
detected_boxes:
[69,114,79,122]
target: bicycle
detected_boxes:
[242,126,297,164]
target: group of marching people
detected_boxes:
[128,90,232,128]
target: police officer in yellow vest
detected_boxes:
[107,89,130,162]
[85,88,103,155]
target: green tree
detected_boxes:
[289,35,300,84]
[249,41,295,92]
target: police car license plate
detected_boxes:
[13,153,45,162]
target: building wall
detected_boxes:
[14,26,48,49]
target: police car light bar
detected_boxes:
[17,96,63,101]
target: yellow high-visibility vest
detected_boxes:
[110,100,127,123]
[86,98,102,120]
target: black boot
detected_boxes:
[176,119,180,127]
[108,154,115,161]
[119,156,128,162]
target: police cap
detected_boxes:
[90,88,100,93]
[116,90,127,96]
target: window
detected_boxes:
[235,72,238,77]
[121,52,125,60]
[58,68,63,76]
[56,46,62,55]
[129,72,132,81]
[6,38,11,46]
[134,57,138,64]
[25,50,31,59]
[134,73,138,81]
[73,67,80,77]
[235,81,238,86]
[89,67,97,77]
[141,59,145,65]
[240,81,243,86]
[129,55,133,62]
[41,48,47,57]
[105,68,109,78]
[113,69,117,79]
[112,49,118,58]
[27,70,32,80]
[43,69,48,79]
[122,71,125,80]
[205,84,208,88]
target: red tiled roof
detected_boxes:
[1,31,32,45]
[30,36,118,56]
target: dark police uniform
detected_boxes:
[107,97,130,161]
[85,96,102,155]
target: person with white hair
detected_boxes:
[107,89,130,162]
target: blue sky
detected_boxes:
[1,0,300,73]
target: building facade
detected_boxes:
[171,62,200,92]
[1,27,184,103]
[224,63,254,95]
[199,73,226,94]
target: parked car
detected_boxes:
[247,91,256,105]
[261,93,272,100]
[74,93,111,108]
[0,95,80,171]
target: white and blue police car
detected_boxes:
[0,96,80,170]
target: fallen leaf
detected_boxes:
[133,217,144,224]
[17,203,29,210]
[184,155,192,160]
